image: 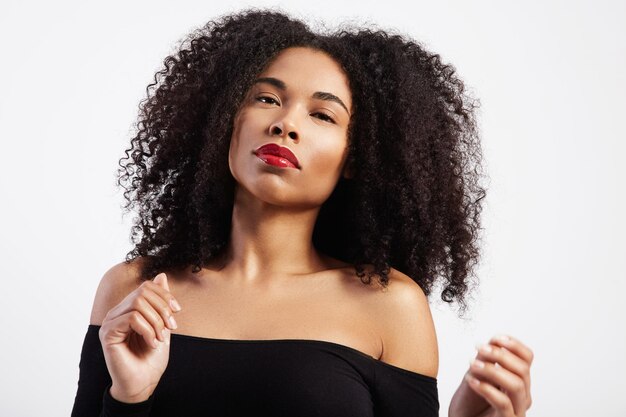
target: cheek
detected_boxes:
[231,109,254,143]
[304,135,348,186]
[309,130,348,168]
[228,112,248,179]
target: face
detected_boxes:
[228,46,353,209]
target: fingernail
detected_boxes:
[470,359,485,369]
[169,315,178,329]
[465,373,480,386]
[476,343,492,354]
[496,334,510,343]
[170,299,182,312]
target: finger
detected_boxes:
[153,272,170,292]
[126,311,161,349]
[133,295,169,341]
[162,327,171,346]
[150,274,182,313]
[469,357,528,416]
[485,335,534,410]
[142,287,178,331]
[465,373,516,417]
[103,280,159,321]
[489,334,534,366]
[475,343,531,397]
[108,284,171,341]
[102,310,160,349]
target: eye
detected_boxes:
[312,112,336,124]
[256,95,279,105]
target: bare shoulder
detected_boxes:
[89,257,146,326]
[373,267,439,378]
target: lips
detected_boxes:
[254,143,300,169]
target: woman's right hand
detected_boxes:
[98,272,182,403]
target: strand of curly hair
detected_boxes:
[116,8,487,317]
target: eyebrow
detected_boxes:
[253,77,351,116]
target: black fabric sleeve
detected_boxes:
[71,325,154,417]
[372,362,439,417]
[101,383,154,417]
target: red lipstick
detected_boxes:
[254,143,300,169]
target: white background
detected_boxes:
[1,1,624,416]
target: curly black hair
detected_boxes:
[116,7,486,316]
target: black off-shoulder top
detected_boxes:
[71,325,439,417]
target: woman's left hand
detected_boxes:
[448,335,534,417]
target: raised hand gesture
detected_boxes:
[449,335,534,417]
[98,272,182,403]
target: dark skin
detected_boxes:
[96,46,533,416]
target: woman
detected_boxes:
[71,8,534,417]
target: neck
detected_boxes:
[217,185,328,287]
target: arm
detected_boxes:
[370,268,440,416]
[71,259,156,417]
[70,325,155,417]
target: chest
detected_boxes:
[166,271,383,359]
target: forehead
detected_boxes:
[256,47,352,109]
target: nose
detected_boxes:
[268,114,299,141]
